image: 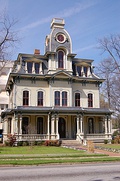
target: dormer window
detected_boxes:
[84,67,88,77]
[77,66,81,76]
[27,62,33,73]
[35,63,40,74]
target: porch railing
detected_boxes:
[86,133,111,138]
[16,134,48,141]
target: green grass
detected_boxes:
[0,146,83,155]
[0,157,120,166]
[0,145,119,166]
[95,144,120,149]
[0,146,84,155]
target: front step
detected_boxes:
[61,140,81,149]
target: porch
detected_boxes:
[2,107,112,144]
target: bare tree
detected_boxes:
[97,34,120,130]
[98,34,120,73]
[0,10,18,71]
[96,58,114,109]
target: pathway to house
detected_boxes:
[78,145,120,157]
[94,147,120,157]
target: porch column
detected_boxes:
[15,115,18,134]
[47,113,50,139]
[3,116,8,143]
[104,116,108,134]
[51,114,55,139]
[77,115,80,134]
[4,117,7,134]
[80,115,83,133]
[108,116,111,134]
[56,115,59,139]
[19,114,22,135]
[11,117,14,134]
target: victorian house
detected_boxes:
[1,18,112,144]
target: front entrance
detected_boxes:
[58,117,66,138]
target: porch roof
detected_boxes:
[1,106,113,117]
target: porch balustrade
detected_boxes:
[16,134,48,141]
[86,133,111,139]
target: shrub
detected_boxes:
[37,141,45,146]
[104,139,108,144]
[23,141,29,146]
[44,140,61,146]
[87,140,94,153]
[111,140,114,144]
[17,141,23,146]
[5,134,16,146]
[114,135,120,144]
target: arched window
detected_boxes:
[37,91,43,106]
[58,50,64,68]
[75,93,80,107]
[23,91,29,106]
[62,91,67,106]
[55,91,60,106]
[88,93,93,107]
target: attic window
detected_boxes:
[35,63,40,74]
[84,67,87,77]
[27,62,33,73]
[77,66,81,76]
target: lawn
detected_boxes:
[0,145,120,166]
[0,146,84,155]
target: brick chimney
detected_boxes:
[34,49,40,55]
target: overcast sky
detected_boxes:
[0,0,120,66]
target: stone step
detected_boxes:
[61,140,80,147]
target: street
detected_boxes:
[0,162,120,181]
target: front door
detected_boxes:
[58,117,66,138]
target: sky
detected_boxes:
[0,0,120,66]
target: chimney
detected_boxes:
[34,49,40,55]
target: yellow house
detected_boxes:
[2,18,112,144]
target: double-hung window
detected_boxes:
[38,91,43,106]
[23,91,29,106]
[55,91,60,106]
[88,93,93,107]
[75,93,80,107]
[62,91,67,106]
[54,91,67,106]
